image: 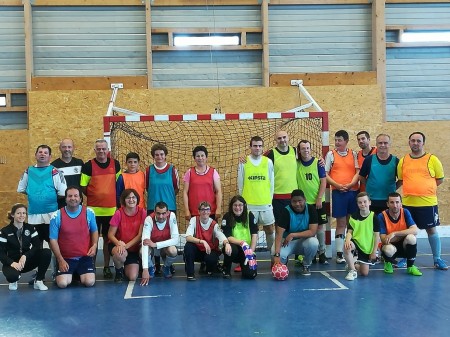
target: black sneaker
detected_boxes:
[170,265,176,275]
[103,267,113,279]
[187,275,196,281]
[114,270,125,283]
[319,253,329,265]
[222,271,231,279]
[155,264,162,276]
[312,254,318,264]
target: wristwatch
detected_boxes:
[273,253,280,257]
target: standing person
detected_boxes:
[343,192,380,281]
[146,143,179,214]
[397,131,447,270]
[359,134,399,215]
[296,140,328,264]
[17,144,67,243]
[238,136,275,252]
[116,152,146,209]
[183,201,230,281]
[80,139,121,279]
[378,193,422,276]
[51,138,84,209]
[265,131,298,226]
[108,189,146,283]
[356,131,376,193]
[49,186,98,288]
[272,189,319,276]
[356,131,377,174]
[141,201,179,285]
[325,130,359,264]
[0,204,51,291]
[146,143,179,275]
[221,195,258,279]
[183,146,222,221]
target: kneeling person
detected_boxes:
[49,186,98,288]
[344,192,380,281]
[379,192,422,276]
[273,189,319,276]
[141,201,179,286]
[221,195,258,279]
[109,189,146,282]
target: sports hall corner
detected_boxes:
[1,1,450,337]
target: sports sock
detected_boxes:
[266,232,275,252]
[428,233,441,261]
[405,243,417,267]
[335,234,344,255]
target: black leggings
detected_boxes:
[222,243,246,274]
[2,248,52,283]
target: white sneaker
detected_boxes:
[336,256,346,264]
[345,270,358,281]
[34,280,48,291]
[9,282,18,291]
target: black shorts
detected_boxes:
[352,241,375,265]
[96,215,112,238]
[108,243,141,266]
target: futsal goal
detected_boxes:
[104,85,331,254]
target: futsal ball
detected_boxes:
[272,263,289,281]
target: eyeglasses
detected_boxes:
[199,208,211,212]
[125,196,137,200]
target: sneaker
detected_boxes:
[114,269,125,283]
[407,265,423,276]
[34,280,48,291]
[234,265,241,272]
[312,254,318,264]
[9,282,18,291]
[149,266,155,278]
[170,265,176,275]
[434,258,448,270]
[295,255,304,266]
[395,258,407,268]
[384,261,394,274]
[302,265,311,276]
[336,255,346,264]
[222,271,231,279]
[163,265,173,279]
[318,253,329,265]
[187,275,196,281]
[103,267,113,279]
[345,270,357,281]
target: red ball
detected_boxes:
[272,262,289,281]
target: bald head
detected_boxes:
[275,130,289,151]
[59,138,74,162]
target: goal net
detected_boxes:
[104,112,329,249]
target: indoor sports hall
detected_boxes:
[1,1,450,337]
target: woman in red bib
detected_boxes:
[108,189,146,282]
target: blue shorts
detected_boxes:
[57,256,95,276]
[404,205,440,230]
[331,190,358,218]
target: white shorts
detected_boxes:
[251,208,275,226]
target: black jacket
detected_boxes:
[0,223,41,266]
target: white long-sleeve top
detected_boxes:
[141,212,179,269]
[185,217,227,244]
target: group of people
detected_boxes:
[0,128,446,291]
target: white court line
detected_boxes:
[124,280,172,300]
[301,271,349,291]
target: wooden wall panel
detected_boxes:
[270,72,377,86]
[31,76,148,91]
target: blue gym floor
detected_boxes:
[1,238,449,337]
